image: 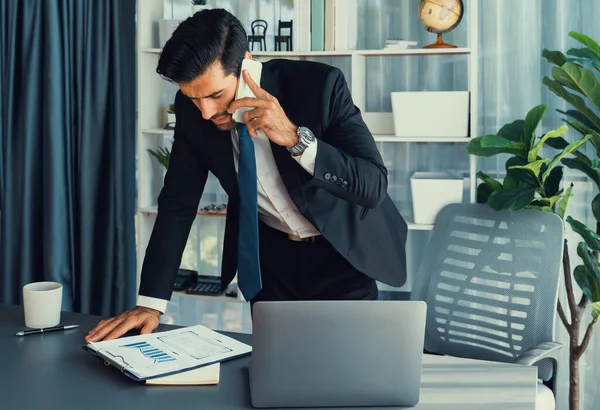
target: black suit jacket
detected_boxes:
[139,59,408,301]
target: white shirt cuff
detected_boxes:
[292,139,317,176]
[137,295,168,314]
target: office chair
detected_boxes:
[411,203,564,410]
[274,20,293,51]
[248,19,267,51]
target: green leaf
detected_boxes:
[523,105,547,150]
[569,31,600,60]
[562,119,600,158]
[509,159,549,180]
[560,158,600,187]
[575,242,600,302]
[542,48,568,66]
[544,194,566,209]
[557,183,574,219]
[567,48,600,69]
[502,173,520,190]
[488,188,536,211]
[528,125,569,162]
[551,64,584,95]
[556,63,600,112]
[558,109,600,132]
[147,147,171,169]
[543,77,600,132]
[496,119,525,142]
[477,182,494,204]
[504,156,539,188]
[543,135,570,150]
[591,302,600,321]
[592,193,600,223]
[541,134,593,182]
[544,166,563,197]
[567,216,600,251]
[476,171,503,191]
[574,265,596,303]
[467,136,528,158]
[567,47,600,61]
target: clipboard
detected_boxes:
[82,324,251,382]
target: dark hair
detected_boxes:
[157,9,248,83]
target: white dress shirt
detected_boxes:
[138,128,319,313]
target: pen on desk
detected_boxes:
[16,324,79,337]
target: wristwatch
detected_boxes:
[288,126,316,156]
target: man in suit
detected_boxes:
[86,9,407,342]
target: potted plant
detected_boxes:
[467,31,600,410]
[191,0,209,14]
[147,146,171,170]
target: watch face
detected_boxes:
[299,126,315,142]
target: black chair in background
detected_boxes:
[274,20,293,51]
[248,19,268,51]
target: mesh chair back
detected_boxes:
[411,203,564,380]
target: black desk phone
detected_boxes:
[174,269,198,291]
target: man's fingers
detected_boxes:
[103,319,139,341]
[140,318,159,335]
[86,320,121,342]
[242,69,269,99]
[86,318,116,342]
[247,118,265,137]
[228,97,268,114]
[85,308,161,342]
[242,108,262,125]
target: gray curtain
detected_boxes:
[0,0,137,316]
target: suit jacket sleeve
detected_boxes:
[311,68,387,209]
[138,92,208,300]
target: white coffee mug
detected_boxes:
[23,282,63,329]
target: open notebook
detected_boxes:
[83,324,251,383]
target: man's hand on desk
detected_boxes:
[84,306,160,343]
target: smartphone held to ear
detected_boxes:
[232,58,263,124]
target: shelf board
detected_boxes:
[142,129,470,143]
[373,135,470,142]
[252,48,470,57]
[143,48,470,57]
[140,206,226,217]
[357,48,470,56]
[142,128,174,135]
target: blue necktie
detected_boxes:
[236,124,262,301]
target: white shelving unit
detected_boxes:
[136,0,479,289]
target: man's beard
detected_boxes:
[215,118,236,131]
[211,112,237,131]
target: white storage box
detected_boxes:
[410,172,464,224]
[391,91,469,138]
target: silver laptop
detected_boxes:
[249,300,427,408]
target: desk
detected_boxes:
[0,304,536,409]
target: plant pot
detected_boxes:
[410,172,464,224]
[391,91,470,138]
[167,113,176,125]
